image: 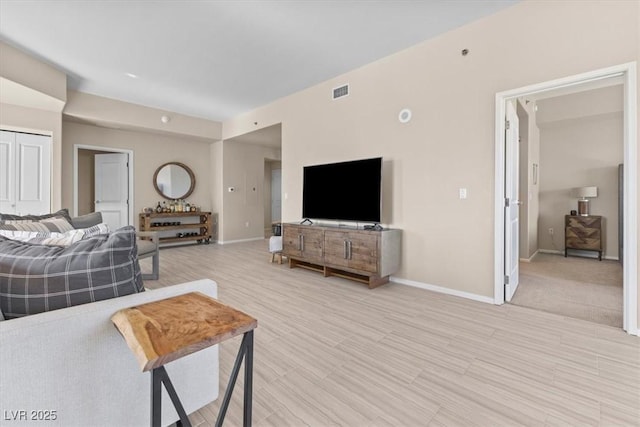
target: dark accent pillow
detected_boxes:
[0,208,72,223]
[71,212,103,229]
[0,226,144,320]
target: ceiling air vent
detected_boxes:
[333,84,349,100]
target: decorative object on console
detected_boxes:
[574,186,598,216]
[153,162,195,200]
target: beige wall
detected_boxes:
[221,141,281,242]
[221,1,638,300]
[64,91,221,141]
[209,141,223,241]
[538,112,623,258]
[0,42,67,211]
[0,41,66,103]
[62,121,213,225]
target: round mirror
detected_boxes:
[153,162,196,199]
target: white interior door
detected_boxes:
[0,130,51,215]
[95,153,129,230]
[0,131,15,214]
[505,100,521,301]
[271,169,281,222]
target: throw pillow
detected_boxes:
[81,223,110,237]
[0,229,86,246]
[70,212,103,229]
[0,224,109,247]
[0,226,144,320]
[0,217,74,233]
[0,208,72,223]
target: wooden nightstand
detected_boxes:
[565,215,602,261]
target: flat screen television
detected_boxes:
[302,157,382,223]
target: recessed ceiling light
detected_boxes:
[125,73,138,79]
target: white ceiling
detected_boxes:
[0,0,518,122]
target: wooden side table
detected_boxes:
[111,292,257,427]
[565,215,603,261]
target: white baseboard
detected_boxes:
[390,276,494,305]
[519,250,540,263]
[538,249,563,255]
[217,237,265,245]
[538,248,619,261]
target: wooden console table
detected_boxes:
[111,292,257,427]
[139,211,217,246]
[282,223,401,288]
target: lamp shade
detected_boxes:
[575,186,598,199]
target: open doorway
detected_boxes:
[264,160,282,237]
[494,63,637,335]
[511,86,623,327]
[73,144,134,229]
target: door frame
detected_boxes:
[73,144,134,226]
[493,62,638,335]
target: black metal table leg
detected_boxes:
[150,366,192,427]
[243,331,254,427]
[215,330,254,427]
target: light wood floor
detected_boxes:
[142,240,640,427]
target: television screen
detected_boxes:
[302,157,382,223]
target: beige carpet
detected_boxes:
[511,253,623,328]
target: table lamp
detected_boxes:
[575,186,598,216]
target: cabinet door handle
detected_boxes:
[298,234,304,252]
[343,240,348,259]
[348,241,353,260]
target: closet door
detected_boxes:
[0,130,51,215]
[0,131,16,214]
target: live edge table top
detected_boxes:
[111,292,258,372]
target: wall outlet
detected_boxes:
[459,188,467,199]
[548,228,554,235]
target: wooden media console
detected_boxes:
[282,223,401,288]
